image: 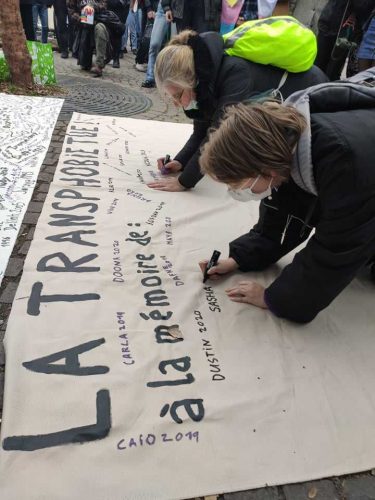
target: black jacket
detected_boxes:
[161,0,221,27]
[318,0,375,35]
[144,0,159,11]
[107,0,128,21]
[174,32,328,189]
[230,71,375,323]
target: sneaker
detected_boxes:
[113,58,120,69]
[141,80,155,88]
[61,51,69,59]
[132,48,138,55]
[135,63,147,72]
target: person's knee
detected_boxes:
[95,23,105,35]
[95,22,108,40]
[149,39,162,53]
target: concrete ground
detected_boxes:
[0,50,375,500]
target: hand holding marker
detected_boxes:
[161,154,171,175]
[203,250,221,283]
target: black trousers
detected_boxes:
[20,4,36,41]
[175,0,207,34]
[54,0,69,52]
[315,31,348,81]
[110,5,129,60]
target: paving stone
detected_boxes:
[38,172,54,183]
[0,283,18,304]
[0,315,8,333]
[19,241,31,255]
[0,343,4,366]
[283,480,338,500]
[43,165,58,175]
[38,182,50,193]
[42,155,59,166]
[342,476,375,499]
[26,227,35,240]
[22,212,40,225]
[223,488,278,500]
[18,224,27,237]
[4,258,23,277]
[27,201,44,213]
[0,371,3,411]
[35,192,47,202]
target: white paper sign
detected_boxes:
[0,94,63,285]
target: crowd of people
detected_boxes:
[19,0,375,81]
[17,0,375,323]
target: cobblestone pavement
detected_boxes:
[1,52,375,500]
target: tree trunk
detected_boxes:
[0,0,33,87]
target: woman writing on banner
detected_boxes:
[197,72,375,323]
[147,28,327,192]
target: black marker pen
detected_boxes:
[203,250,221,283]
[161,154,171,175]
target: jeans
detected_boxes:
[125,8,143,50]
[33,4,49,44]
[146,2,169,82]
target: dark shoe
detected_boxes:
[90,65,103,77]
[132,48,137,55]
[61,51,69,59]
[112,58,120,68]
[119,50,124,59]
[141,80,155,88]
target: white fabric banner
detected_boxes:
[1,113,375,500]
[0,94,63,285]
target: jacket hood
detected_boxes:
[199,32,224,86]
[286,67,375,196]
[187,32,224,112]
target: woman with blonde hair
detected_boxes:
[147,29,327,192]
[197,71,375,323]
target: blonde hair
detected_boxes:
[200,102,307,184]
[154,30,196,91]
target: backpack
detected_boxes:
[223,16,317,73]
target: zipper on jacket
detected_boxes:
[281,215,292,245]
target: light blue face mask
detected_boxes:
[183,99,199,111]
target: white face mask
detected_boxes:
[228,176,273,202]
[183,99,199,111]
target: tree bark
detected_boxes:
[0,0,33,87]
